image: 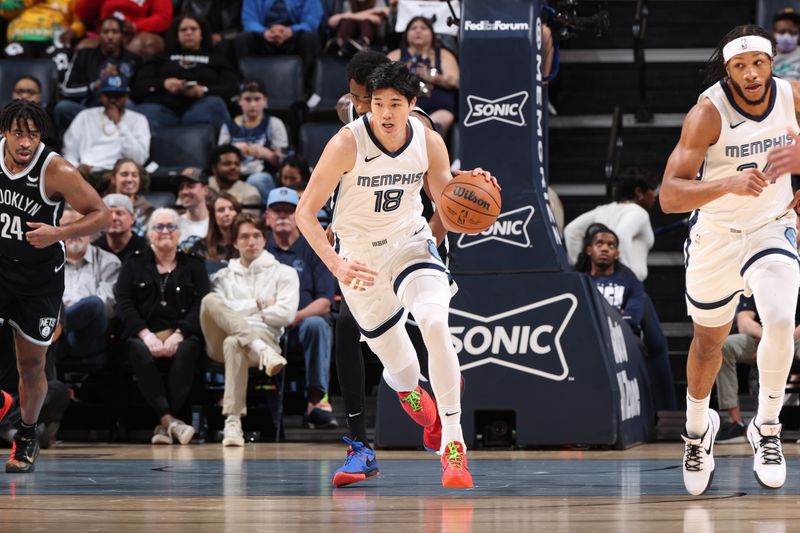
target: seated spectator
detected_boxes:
[176,167,211,251]
[773,8,800,81]
[265,187,337,429]
[200,213,299,446]
[55,208,121,362]
[4,0,84,58]
[56,16,140,131]
[235,0,323,85]
[107,158,154,236]
[190,192,242,263]
[219,80,288,200]
[564,174,657,281]
[208,145,264,212]
[93,193,148,262]
[62,75,151,190]
[715,294,800,443]
[387,16,459,136]
[11,76,42,103]
[75,0,173,59]
[114,208,210,445]
[179,0,243,58]
[578,224,676,412]
[326,0,389,57]
[133,14,237,134]
[276,154,310,188]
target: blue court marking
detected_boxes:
[0,457,795,497]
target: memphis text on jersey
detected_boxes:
[357,172,424,188]
[724,132,794,158]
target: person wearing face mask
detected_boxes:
[773,8,800,80]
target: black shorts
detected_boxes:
[0,256,64,346]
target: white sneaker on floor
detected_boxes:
[222,418,244,447]
[168,419,195,445]
[747,419,785,489]
[151,425,172,445]
[682,409,720,496]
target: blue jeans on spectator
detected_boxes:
[65,295,107,357]
[136,96,231,134]
[283,316,332,396]
[246,172,276,202]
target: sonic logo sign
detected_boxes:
[449,293,577,381]
[457,205,534,249]
[464,91,529,127]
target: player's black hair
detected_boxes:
[705,25,775,84]
[0,99,53,140]
[347,50,391,85]
[99,15,124,33]
[13,75,41,93]
[209,144,243,167]
[367,61,420,102]
[574,223,619,273]
[613,176,655,202]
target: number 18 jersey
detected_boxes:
[331,114,429,246]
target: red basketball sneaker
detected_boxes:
[423,412,442,453]
[0,390,12,423]
[397,387,437,428]
[441,441,473,489]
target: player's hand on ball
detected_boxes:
[334,259,377,292]
[456,167,501,191]
[26,222,62,248]
[728,168,768,197]
[766,131,800,178]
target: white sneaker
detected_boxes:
[747,419,786,489]
[168,419,195,445]
[151,425,172,445]
[222,418,245,447]
[259,347,287,377]
[682,409,720,496]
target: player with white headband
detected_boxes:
[660,25,800,495]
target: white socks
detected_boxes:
[685,392,710,438]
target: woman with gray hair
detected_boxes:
[114,208,210,445]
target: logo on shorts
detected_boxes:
[456,206,534,249]
[449,293,577,381]
[38,317,56,338]
[785,227,797,250]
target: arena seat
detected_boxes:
[0,59,58,108]
[298,121,342,166]
[147,125,215,189]
[309,56,348,118]
[239,56,305,112]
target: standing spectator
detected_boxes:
[773,8,800,81]
[62,75,151,189]
[190,192,242,263]
[114,208,210,445]
[57,208,121,361]
[107,158,154,237]
[326,0,389,56]
[276,154,310,188]
[133,14,237,134]
[564,174,657,281]
[11,76,42,103]
[200,213,299,446]
[235,0,323,85]
[218,80,288,200]
[4,0,84,58]
[208,145,264,212]
[93,193,148,263]
[176,167,211,251]
[56,16,140,131]
[387,16,459,136]
[75,0,173,59]
[265,187,337,429]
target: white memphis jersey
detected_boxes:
[697,77,798,230]
[331,114,428,245]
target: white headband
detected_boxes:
[723,35,773,63]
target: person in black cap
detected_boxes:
[773,7,800,80]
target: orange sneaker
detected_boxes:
[423,412,442,452]
[441,441,473,489]
[397,387,437,427]
[0,390,11,424]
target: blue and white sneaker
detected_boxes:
[332,436,379,488]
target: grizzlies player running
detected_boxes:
[297,62,499,488]
[0,101,110,472]
[661,26,800,494]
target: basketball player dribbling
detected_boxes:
[0,100,110,472]
[296,62,499,488]
[660,25,800,495]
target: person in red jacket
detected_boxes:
[75,0,173,59]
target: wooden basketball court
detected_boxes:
[0,441,798,532]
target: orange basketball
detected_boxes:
[439,173,502,234]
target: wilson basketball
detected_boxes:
[439,174,502,234]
